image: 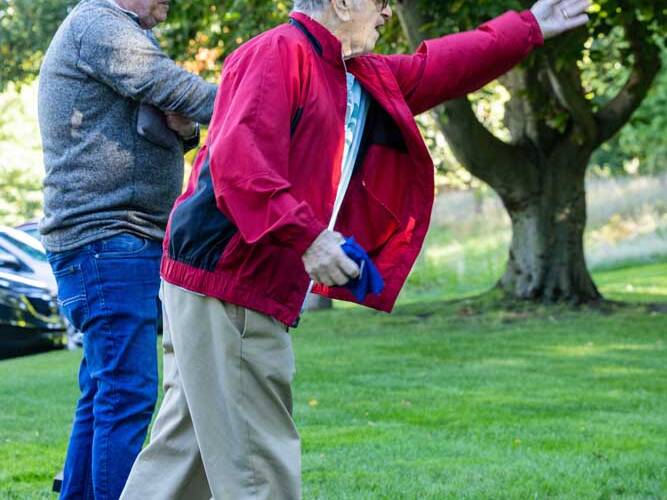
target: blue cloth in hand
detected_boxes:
[341,237,384,301]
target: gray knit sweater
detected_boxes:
[38,0,217,252]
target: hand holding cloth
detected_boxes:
[340,237,384,302]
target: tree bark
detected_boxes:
[498,152,601,303]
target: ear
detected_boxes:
[331,0,353,22]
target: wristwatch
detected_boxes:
[182,123,201,153]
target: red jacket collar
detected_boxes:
[289,12,343,65]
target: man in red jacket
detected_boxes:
[122,0,590,498]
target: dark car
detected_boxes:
[0,247,67,358]
[3,225,84,349]
[12,223,162,338]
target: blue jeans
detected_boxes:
[47,234,162,500]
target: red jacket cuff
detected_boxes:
[520,10,545,47]
[286,209,327,257]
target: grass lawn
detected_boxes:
[1,261,666,499]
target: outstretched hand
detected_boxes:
[531,0,591,40]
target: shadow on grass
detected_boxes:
[390,285,666,326]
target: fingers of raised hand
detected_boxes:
[534,0,591,39]
[557,0,591,33]
[563,12,590,30]
[560,0,591,29]
[561,0,591,19]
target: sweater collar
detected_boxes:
[289,12,344,65]
[102,0,142,26]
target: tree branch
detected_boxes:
[394,0,421,48]
[437,99,538,199]
[595,17,662,146]
[544,52,597,144]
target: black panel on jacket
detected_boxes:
[291,107,304,137]
[168,154,238,272]
[354,98,408,175]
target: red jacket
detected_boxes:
[161,11,544,326]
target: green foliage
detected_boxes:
[2,0,664,115]
[0,166,43,225]
[1,261,666,497]
[0,83,43,225]
[0,0,406,86]
[413,3,663,107]
[0,0,74,88]
[407,1,666,178]
[592,49,667,175]
[159,0,290,80]
[160,0,405,80]
[413,0,667,39]
[1,0,665,94]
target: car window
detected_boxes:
[0,246,23,269]
[23,228,42,241]
[0,234,47,262]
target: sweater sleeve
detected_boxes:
[76,11,217,124]
[383,10,544,116]
[205,38,326,256]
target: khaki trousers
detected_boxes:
[120,281,300,500]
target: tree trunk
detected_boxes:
[430,96,602,304]
[498,150,601,303]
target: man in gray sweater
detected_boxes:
[38,0,216,497]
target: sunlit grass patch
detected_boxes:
[594,261,667,302]
[593,366,657,376]
[549,342,607,357]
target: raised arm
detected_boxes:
[385,0,590,116]
[384,10,543,115]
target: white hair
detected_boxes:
[292,0,330,13]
